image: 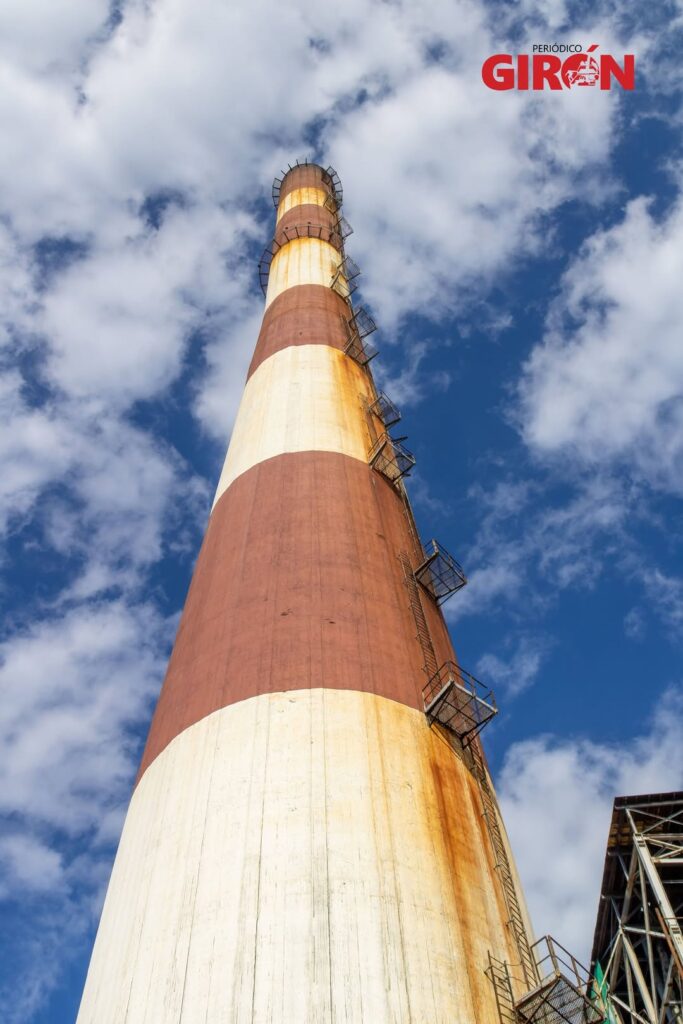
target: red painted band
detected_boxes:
[275,204,340,249]
[138,450,456,782]
[278,164,331,205]
[248,284,351,378]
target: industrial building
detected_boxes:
[591,792,683,1023]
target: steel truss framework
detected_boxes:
[590,792,683,1024]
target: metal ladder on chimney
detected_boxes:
[399,548,537,993]
[471,742,538,989]
[486,954,518,1024]
[399,550,439,679]
[398,486,425,566]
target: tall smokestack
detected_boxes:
[78,161,535,1022]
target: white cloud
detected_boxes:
[38,202,257,408]
[447,560,525,623]
[327,63,617,326]
[406,469,451,516]
[0,371,208,596]
[498,686,683,962]
[0,0,670,1018]
[0,0,111,75]
[0,833,64,898]
[641,568,683,635]
[513,0,570,31]
[623,605,646,640]
[446,474,631,625]
[519,194,683,493]
[323,6,644,329]
[0,897,87,1024]
[478,634,549,697]
[0,0,642,585]
[195,303,264,442]
[0,373,79,532]
[0,597,174,1015]
[0,600,170,833]
[0,223,33,346]
[376,340,451,407]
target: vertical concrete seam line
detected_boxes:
[367,696,414,1020]
[177,715,222,1021]
[342,436,372,696]
[249,680,272,1017]
[229,696,259,1013]
[321,689,334,1018]
[120,744,172,1024]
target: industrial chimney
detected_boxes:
[78,161,535,1023]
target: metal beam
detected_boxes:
[629,811,683,975]
[621,925,658,1022]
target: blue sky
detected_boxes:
[1,0,682,1020]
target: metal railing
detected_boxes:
[336,214,354,238]
[349,305,377,338]
[330,255,361,299]
[369,391,401,428]
[415,539,467,604]
[423,662,497,743]
[271,159,343,208]
[321,165,343,207]
[258,222,342,295]
[513,938,606,1024]
[368,433,415,483]
[343,309,379,365]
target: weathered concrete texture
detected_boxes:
[275,204,340,249]
[265,237,343,308]
[79,690,522,1024]
[248,284,350,378]
[140,449,456,779]
[278,163,331,204]
[214,343,375,505]
[276,186,328,220]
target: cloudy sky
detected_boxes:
[1,0,682,1020]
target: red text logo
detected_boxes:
[481,45,635,91]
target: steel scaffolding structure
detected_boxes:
[590,792,683,1024]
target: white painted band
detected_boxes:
[265,237,344,308]
[78,689,529,1024]
[276,186,328,221]
[213,344,374,508]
